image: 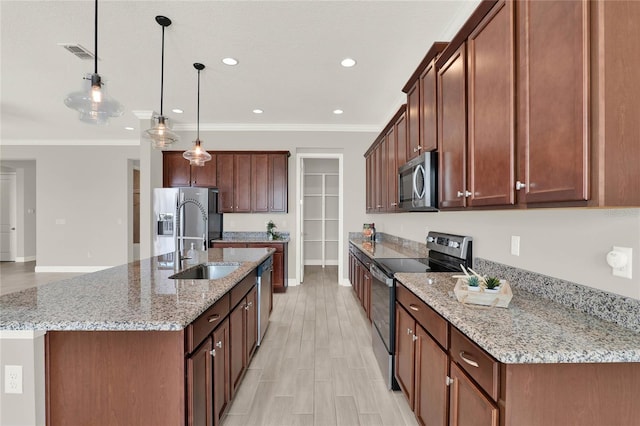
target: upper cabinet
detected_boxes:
[516,0,589,204]
[163,151,289,213]
[403,43,449,160]
[163,151,218,188]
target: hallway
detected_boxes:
[222,266,417,426]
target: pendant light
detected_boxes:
[64,0,123,125]
[145,15,179,149]
[183,63,212,167]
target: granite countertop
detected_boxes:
[396,272,640,364]
[349,238,426,259]
[0,248,274,332]
[219,231,290,243]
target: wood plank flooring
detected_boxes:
[222,266,417,426]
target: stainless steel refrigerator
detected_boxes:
[152,187,223,258]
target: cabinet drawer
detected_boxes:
[450,326,499,401]
[396,284,448,349]
[230,272,257,309]
[186,293,230,353]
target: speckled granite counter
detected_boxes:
[0,248,273,331]
[349,237,426,259]
[396,272,640,364]
[220,231,290,243]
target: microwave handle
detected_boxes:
[413,164,426,199]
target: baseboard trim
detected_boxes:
[339,278,352,287]
[287,278,299,287]
[15,256,36,262]
[303,260,339,266]
[34,266,110,273]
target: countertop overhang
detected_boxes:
[0,248,274,332]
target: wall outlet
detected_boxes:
[610,246,633,279]
[4,365,23,394]
[511,236,520,256]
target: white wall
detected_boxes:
[370,208,640,300]
[1,161,36,261]
[0,145,140,270]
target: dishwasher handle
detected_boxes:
[369,264,394,287]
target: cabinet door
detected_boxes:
[380,136,389,213]
[362,268,372,321]
[191,154,218,188]
[365,154,373,213]
[396,111,408,170]
[212,319,230,426]
[217,154,235,212]
[163,151,191,188]
[234,154,252,212]
[374,142,384,212]
[467,0,516,207]
[395,304,415,407]
[406,80,421,160]
[245,286,258,361]
[415,326,448,426]
[386,125,398,211]
[420,58,439,152]
[187,337,213,426]
[438,44,468,209]
[229,299,245,397]
[251,154,269,212]
[449,362,498,426]
[517,0,589,203]
[269,154,288,212]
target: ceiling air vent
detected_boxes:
[58,43,95,60]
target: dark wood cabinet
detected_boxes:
[419,58,439,153]
[163,151,217,188]
[438,44,468,209]
[269,153,288,212]
[365,154,373,213]
[188,336,214,426]
[467,0,516,207]
[211,319,229,426]
[245,286,258,363]
[406,80,421,160]
[229,286,258,398]
[251,154,269,212]
[449,362,498,426]
[395,304,416,407]
[415,325,448,426]
[348,244,372,321]
[516,0,589,204]
[217,153,252,213]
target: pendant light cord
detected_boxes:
[93,0,98,74]
[196,68,200,141]
[160,24,165,115]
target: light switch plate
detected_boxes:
[511,236,520,256]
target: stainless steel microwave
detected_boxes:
[398,152,438,211]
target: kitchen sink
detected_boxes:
[169,263,240,280]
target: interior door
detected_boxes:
[299,159,305,283]
[0,173,17,261]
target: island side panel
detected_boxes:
[45,330,185,426]
[500,362,640,426]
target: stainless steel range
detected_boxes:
[369,231,473,390]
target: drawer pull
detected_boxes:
[409,304,420,312]
[216,341,222,349]
[207,314,220,323]
[459,351,479,368]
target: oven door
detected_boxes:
[369,263,399,390]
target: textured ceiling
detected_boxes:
[1,0,480,142]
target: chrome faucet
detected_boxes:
[175,198,208,271]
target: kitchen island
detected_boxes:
[0,247,274,426]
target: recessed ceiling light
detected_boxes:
[172,108,183,114]
[333,109,344,115]
[124,126,134,131]
[341,58,357,68]
[253,109,264,114]
[222,57,238,66]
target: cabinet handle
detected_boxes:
[445,376,454,386]
[210,349,216,357]
[515,181,526,190]
[457,191,464,198]
[412,334,418,342]
[216,341,222,349]
[407,328,413,335]
[413,146,423,152]
[409,304,419,312]
[377,204,383,208]
[464,191,472,197]
[459,351,479,368]
[208,314,220,323]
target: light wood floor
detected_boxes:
[0,261,84,296]
[222,266,417,426]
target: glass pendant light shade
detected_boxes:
[183,139,212,166]
[145,115,179,149]
[65,73,124,125]
[64,0,123,125]
[183,63,211,167]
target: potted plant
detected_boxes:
[466,275,481,291]
[266,220,277,240]
[484,277,502,293]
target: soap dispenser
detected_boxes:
[186,243,197,265]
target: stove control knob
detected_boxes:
[449,241,460,248]
[427,237,435,243]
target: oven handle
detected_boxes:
[370,264,394,287]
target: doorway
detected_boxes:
[128,160,141,262]
[295,154,343,284]
[0,172,17,261]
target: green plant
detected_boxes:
[485,277,501,289]
[266,220,277,239]
[466,276,480,287]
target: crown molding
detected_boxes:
[172,123,381,133]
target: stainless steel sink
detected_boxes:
[169,263,240,280]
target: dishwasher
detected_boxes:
[256,256,273,346]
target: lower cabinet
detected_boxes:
[348,246,371,321]
[212,242,288,293]
[212,320,230,426]
[448,362,498,426]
